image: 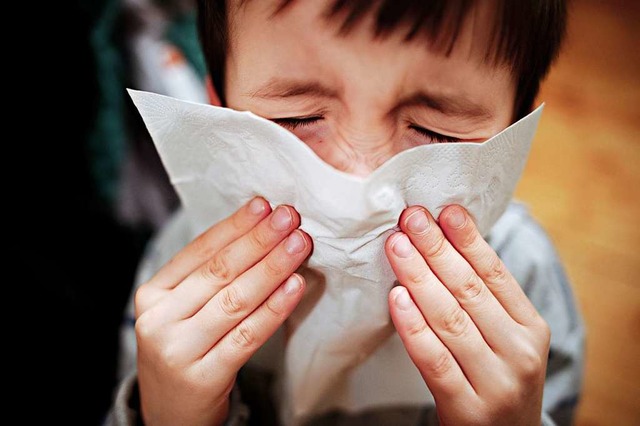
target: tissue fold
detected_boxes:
[129,90,542,425]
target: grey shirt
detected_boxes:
[107,202,584,425]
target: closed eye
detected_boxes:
[272,116,461,144]
[272,116,324,130]
[409,125,461,143]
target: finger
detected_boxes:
[185,230,312,355]
[389,286,475,402]
[439,205,541,327]
[400,206,519,349]
[146,197,271,290]
[385,232,501,392]
[199,274,305,378]
[151,205,301,321]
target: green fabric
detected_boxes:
[87,0,126,205]
[84,0,205,207]
[165,10,208,79]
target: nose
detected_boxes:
[316,124,397,177]
[340,160,381,177]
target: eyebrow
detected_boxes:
[397,93,493,120]
[247,79,340,100]
[247,78,492,119]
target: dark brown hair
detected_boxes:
[197,0,567,121]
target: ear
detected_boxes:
[205,76,222,106]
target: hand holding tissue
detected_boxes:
[129,89,542,425]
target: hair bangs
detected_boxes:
[198,0,567,119]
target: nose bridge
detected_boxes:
[335,117,385,148]
[328,112,397,177]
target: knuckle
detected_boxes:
[134,285,151,315]
[265,297,285,319]
[536,317,552,344]
[134,312,157,341]
[405,319,428,339]
[263,257,285,278]
[408,269,432,286]
[231,322,258,349]
[485,258,509,283]
[459,226,480,249]
[134,309,165,341]
[230,209,246,232]
[191,232,216,259]
[218,287,246,318]
[455,274,486,304]
[440,307,470,338]
[202,251,232,282]
[248,227,271,251]
[424,232,447,258]
[518,346,545,380]
[425,350,455,379]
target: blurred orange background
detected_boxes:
[516,1,640,424]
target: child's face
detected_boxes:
[225,1,515,176]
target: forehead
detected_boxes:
[227,0,512,99]
[229,0,501,64]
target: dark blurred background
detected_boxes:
[29,0,201,423]
[29,0,638,424]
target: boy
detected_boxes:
[108,1,584,425]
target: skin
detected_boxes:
[135,1,550,425]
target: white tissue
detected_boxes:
[129,90,542,425]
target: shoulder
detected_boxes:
[488,202,583,343]
[487,201,568,297]
[487,201,558,268]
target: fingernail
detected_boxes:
[447,208,466,229]
[271,206,293,231]
[284,275,302,295]
[395,287,414,311]
[392,234,414,258]
[249,197,266,215]
[285,230,306,254]
[405,210,429,234]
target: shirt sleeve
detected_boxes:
[489,203,585,426]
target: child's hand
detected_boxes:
[385,205,550,426]
[134,198,311,426]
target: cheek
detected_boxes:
[289,125,329,146]
[290,124,337,164]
